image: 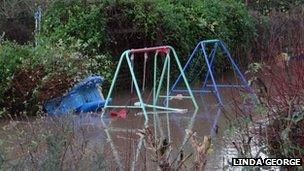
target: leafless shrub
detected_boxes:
[137,126,212,171]
[249,6,304,63]
[0,114,110,170]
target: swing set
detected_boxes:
[101,46,198,125]
[170,39,252,106]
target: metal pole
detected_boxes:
[101,51,127,118]
[169,46,199,109]
[130,53,135,94]
[154,56,169,103]
[125,52,149,125]
[200,43,223,106]
[201,43,218,91]
[34,6,42,47]
[170,43,201,94]
[166,54,171,162]
[219,41,252,92]
[153,53,169,138]
[153,51,159,138]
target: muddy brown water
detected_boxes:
[101,88,239,170]
[0,82,250,170]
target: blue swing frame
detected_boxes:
[170,39,252,106]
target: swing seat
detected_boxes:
[110,109,127,119]
[170,94,184,100]
[44,76,111,115]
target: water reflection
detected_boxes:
[98,93,227,170]
[0,89,241,170]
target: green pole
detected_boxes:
[153,53,169,138]
[101,51,127,118]
[131,137,144,171]
[155,55,169,103]
[166,53,171,162]
[101,120,123,170]
[169,46,199,109]
[153,51,158,137]
[125,52,149,125]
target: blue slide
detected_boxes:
[44,75,111,115]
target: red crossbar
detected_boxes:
[130,46,169,54]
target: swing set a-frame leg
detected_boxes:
[219,41,252,93]
[169,46,199,109]
[101,51,126,118]
[200,43,224,106]
[101,51,149,125]
[169,43,201,94]
[125,52,149,125]
[201,44,218,92]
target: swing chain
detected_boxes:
[142,52,148,92]
[130,53,135,94]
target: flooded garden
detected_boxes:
[0,84,249,170]
[1,0,304,170]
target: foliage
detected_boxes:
[42,0,107,56]
[0,39,113,117]
[0,0,38,43]
[224,61,304,170]
[0,114,214,170]
[249,6,304,62]
[246,0,304,15]
[43,0,255,67]
[184,0,254,61]
[256,62,304,162]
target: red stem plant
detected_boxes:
[222,6,304,170]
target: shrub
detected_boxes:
[42,0,107,56]
[224,61,304,170]
[43,0,255,68]
[256,62,304,162]
[0,39,112,117]
[247,0,304,14]
[0,0,36,43]
[249,6,304,63]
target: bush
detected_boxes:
[224,62,304,170]
[0,39,113,117]
[0,0,36,43]
[256,62,304,162]
[249,6,304,63]
[43,0,255,68]
[180,0,254,67]
[42,0,107,56]
[247,0,304,14]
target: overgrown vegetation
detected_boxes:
[222,5,304,169]
[42,0,255,63]
[224,61,304,170]
[137,126,212,170]
[0,117,213,170]
[246,0,304,15]
[0,40,114,117]
[0,115,109,170]
[249,5,304,62]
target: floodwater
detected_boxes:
[76,87,244,170]
[0,81,255,170]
